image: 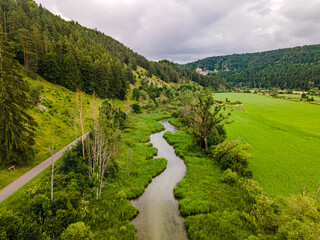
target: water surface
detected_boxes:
[131,120,187,240]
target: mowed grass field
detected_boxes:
[214,93,320,197]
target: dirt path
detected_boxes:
[0,133,88,203]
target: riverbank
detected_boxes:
[131,120,187,240]
[0,111,171,239]
[165,117,320,239]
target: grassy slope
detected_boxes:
[0,76,104,190]
[0,110,170,239]
[214,93,320,197]
[0,63,179,190]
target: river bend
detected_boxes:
[131,120,187,240]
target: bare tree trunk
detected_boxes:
[0,44,2,75]
[44,35,48,53]
[74,105,78,140]
[3,11,6,37]
[87,121,118,200]
[76,90,85,160]
[50,135,54,201]
[204,137,208,151]
[92,92,96,126]
[51,161,54,201]
[24,41,28,72]
[202,123,208,151]
[96,170,99,200]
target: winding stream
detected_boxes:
[131,120,188,240]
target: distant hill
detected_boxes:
[1,0,225,97]
[182,45,320,90]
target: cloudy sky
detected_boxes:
[34,0,320,63]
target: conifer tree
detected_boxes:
[0,29,36,166]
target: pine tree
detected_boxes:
[93,57,111,98]
[17,28,38,78]
[0,30,36,166]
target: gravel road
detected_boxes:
[0,133,88,203]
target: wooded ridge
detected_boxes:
[183,44,320,90]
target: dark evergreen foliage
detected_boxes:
[0,0,225,98]
[183,45,320,90]
[150,60,225,89]
[0,30,36,166]
[0,0,137,99]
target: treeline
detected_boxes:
[0,0,140,99]
[0,0,225,99]
[148,60,225,89]
[183,44,320,90]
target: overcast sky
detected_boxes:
[34,0,320,63]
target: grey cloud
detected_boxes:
[35,0,320,63]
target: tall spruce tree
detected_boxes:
[0,30,36,166]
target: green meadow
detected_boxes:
[214,93,320,197]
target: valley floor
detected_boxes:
[214,93,320,197]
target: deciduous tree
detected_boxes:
[192,90,231,151]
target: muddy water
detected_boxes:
[131,120,188,240]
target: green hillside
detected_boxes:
[0,0,225,95]
[0,76,104,189]
[183,44,320,90]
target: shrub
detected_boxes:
[132,88,140,101]
[221,169,238,184]
[241,168,253,178]
[29,84,43,104]
[131,103,142,113]
[148,99,156,110]
[139,90,148,100]
[60,142,87,175]
[213,139,253,176]
[61,222,93,240]
[301,93,307,99]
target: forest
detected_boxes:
[0,0,225,99]
[183,44,320,90]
